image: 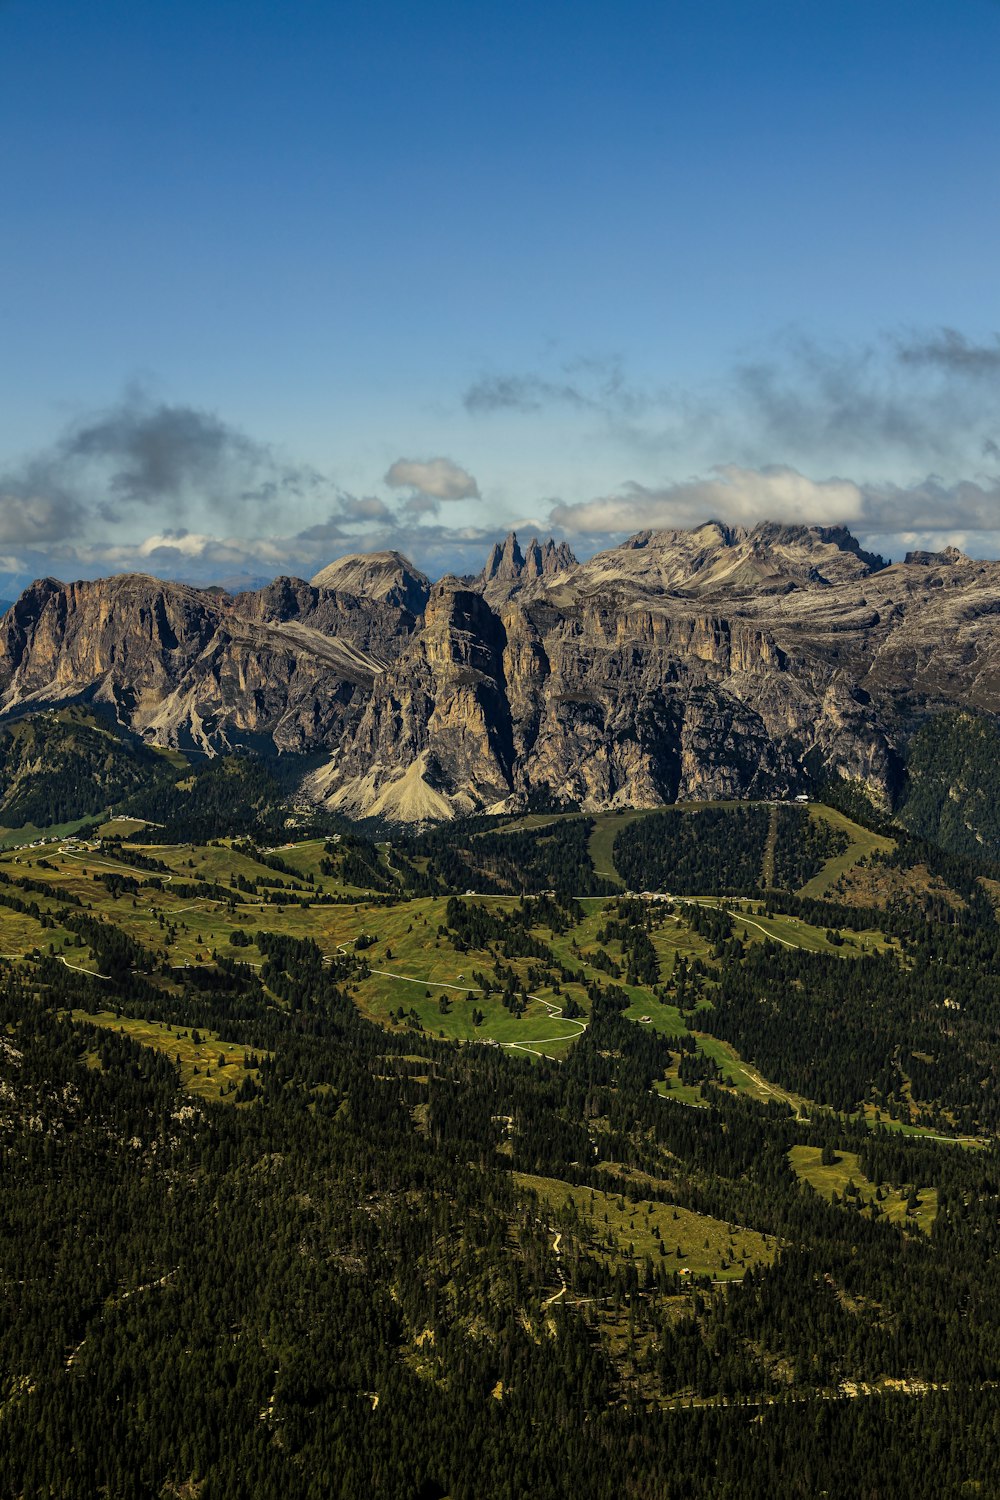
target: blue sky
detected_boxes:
[1,0,999,590]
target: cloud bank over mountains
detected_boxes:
[1,325,999,593]
[0,393,494,587]
[550,468,1000,551]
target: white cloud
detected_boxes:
[136,531,216,558]
[384,456,480,501]
[35,511,502,591]
[550,465,864,536]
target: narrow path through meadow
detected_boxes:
[335,943,588,1057]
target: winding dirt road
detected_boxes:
[335,943,587,1057]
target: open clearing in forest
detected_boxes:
[514,1172,778,1281]
[694,1034,806,1114]
[798,806,896,899]
[586,810,649,884]
[0,837,599,1052]
[676,897,895,956]
[788,1145,938,1234]
[71,1010,264,1102]
[650,1031,802,1111]
[0,813,103,850]
[0,831,951,1121]
[761,804,778,888]
[0,832,900,1075]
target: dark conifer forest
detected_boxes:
[3,749,1000,1498]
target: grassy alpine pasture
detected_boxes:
[0,822,971,1130]
[479,813,564,836]
[856,1102,986,1147]
[797,804,896,898]
[0,829,906,1090]
[71,1010,264,1103]
[673,896,895,955]
[325,896,591,1055]
[0,814,103,850]
[586,809,648,885]
[0,836,599,1055]
[96,817,161,838]
[649,1027,801,1111]
[788,1144,938,1234]
[694,1033,806,1114]
[514,1172,778,1281]
[0,908,69,960]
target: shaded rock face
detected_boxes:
[496,600,804,809]
[235,577,416,666]
[903,545,971,568]
[318,586,515,820]
[4,521,1000,820]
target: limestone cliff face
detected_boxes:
[0,572,419,754]
[489,591,803,809]
[310,524,999,818]
[4,522,1000,820]
[234,576,417,668]
[313,585,514,820]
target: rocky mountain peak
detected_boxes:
[583,520,884,597]
[2,517,1000,824]
[904,545,973,567]
[749,521,885,573]
[482,532,525,582]
[309,550,431,614]
[478,531,577,600]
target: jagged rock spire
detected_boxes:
[480,532,577,589]
[483,532,526,582]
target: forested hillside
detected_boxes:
[0,709,173,831]
[614,805,771,893]
[0,711,1000,1495]
[899,711,1000,862]
[3,888,1000,1497]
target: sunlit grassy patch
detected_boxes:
[788,1144,937,1234]
[70,1009,264,1103]
[514,1172,777,1280]
[797,806,896,899]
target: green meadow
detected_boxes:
[514,1171,778,1281]
[0,823,954,1125]
[788,1144,938,1234]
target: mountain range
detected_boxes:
[1,520,997,822]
